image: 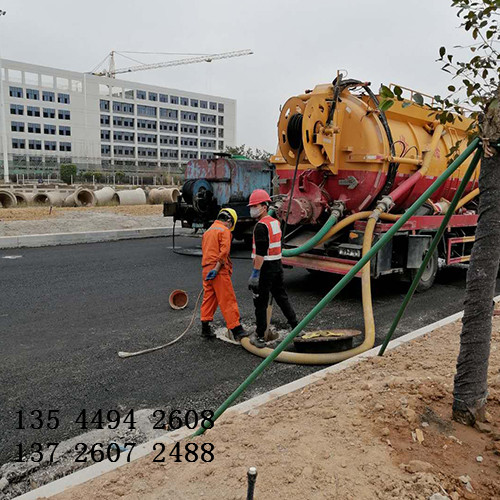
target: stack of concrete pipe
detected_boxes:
[147,187,181,205]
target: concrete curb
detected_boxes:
[0,227,175,249]
[17,296,499,500]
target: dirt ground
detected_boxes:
[48,318,500,500]
[0,205,169,236]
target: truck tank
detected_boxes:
[273,81,478,225]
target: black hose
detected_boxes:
[287,113,303,150]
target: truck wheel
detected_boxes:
[410,250,438,292]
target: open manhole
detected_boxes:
[293,329,362,353]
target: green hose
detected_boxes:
[281,212,339,257]
[378,146,482,356]
[192,137,480,437]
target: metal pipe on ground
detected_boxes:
[33,191,65,207]
[0,190,17,208]
[147,187,181,204]
[94,186,119,205]
[116,188,147,205]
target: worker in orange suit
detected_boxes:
[200,208,248,341]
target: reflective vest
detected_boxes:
[251,215,282,261]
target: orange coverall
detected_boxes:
[200,220,241,329]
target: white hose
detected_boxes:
[118,289,203,358]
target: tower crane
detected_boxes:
[91,49,253,78]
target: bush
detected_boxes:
[60,164,77,185]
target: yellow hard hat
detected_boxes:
[219,208,238,231]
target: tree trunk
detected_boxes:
[453,149,500,425]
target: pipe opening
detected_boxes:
[169,289,189,310]
[0,192,16,208]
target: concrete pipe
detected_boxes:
[116,188,147,206]
[0,190,17,208]
[13,192,34,206]
[33,191,65,207]
[148,187,181,204]
[64,188,96,207]
[94,186,119,205]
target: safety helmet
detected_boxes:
[218,207,238,231]
[248,189,271,207]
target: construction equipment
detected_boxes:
[271,77,480,291]
[91,50,253,78]
[164,155,274,242]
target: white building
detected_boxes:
[0,59,236,178]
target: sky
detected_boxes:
[0,0,472,152]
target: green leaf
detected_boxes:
[379,99,394,112]
[379,85,394,98]
[413,93,424,106]
[448,85,456,92]
[393,85,403,98]
[402,101,412,109]
[439,46,446,58]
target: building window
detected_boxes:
[12,138,25,149]
[219,141,224,149]
[114,146,135,156]
[27,106,41,117]
[58,93,70,104]
[59,126,71,136]
[181,150,198,160]
[58,110,71,120]
[137,133,157,144]
[27,89,40,99]
[200,139,216,149]
[137,119,157,130]
[137,104,157,117]
[159,93,168,103]
[43,108,56,119]
[138,147,157,157]
[160,108,178,119]
[160,148,179,158]
[101,145,111,155]
[201,113,216,124]
[218,116,224,126]
[11,121,25,132]
[44,141,57,151]
[181,111,197,122]
[180,97,189,106]
[180,137,198,148]
[42,91,55,102]
[136,90,146,100]
[27,123,41,134]
[113,101,134,114]
[59,142,72,152]
[159,121,178,132]
[160,135,178,146]
[100,99,110,111]
[209,102,217,110]
[218,128,224,138]
[113,116,134,128]
[9,86,23,98]
[10,104,24,115]
[44,124,56,135]
[200,126,216,136]
[149,92,157,101]
[170,95,179,104]
[200,100,208,109]
[181,124,198,135]
[29,139,42,150]
[113,131,135,142]
[100,114,110,126]
[101,130,110,141]
[191,99,198,108]
[218,103,224,113]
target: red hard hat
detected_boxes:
[248,189,271,207]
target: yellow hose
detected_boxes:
[240,217,377,364]
[456,188,479,211]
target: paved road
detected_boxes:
[1,236,496,465]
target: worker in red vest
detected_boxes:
[201,208,248,341]
[248,189,298,348]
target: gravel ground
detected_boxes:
[0,206,170,236]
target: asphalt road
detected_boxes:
[1,236,496,465]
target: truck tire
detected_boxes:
[410,250,438,292]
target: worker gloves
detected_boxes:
[205,269,218,281]
[248,268,260,293]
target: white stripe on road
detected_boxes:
[2,255,22,259]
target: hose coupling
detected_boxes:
[329,200,345,219]
[375,196,394,214]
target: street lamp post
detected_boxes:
[0,10,9,183]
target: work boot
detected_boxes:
[250,335,267,349]
[289,319,298,330]
[201,321,215,339]
[231,324,249,341]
